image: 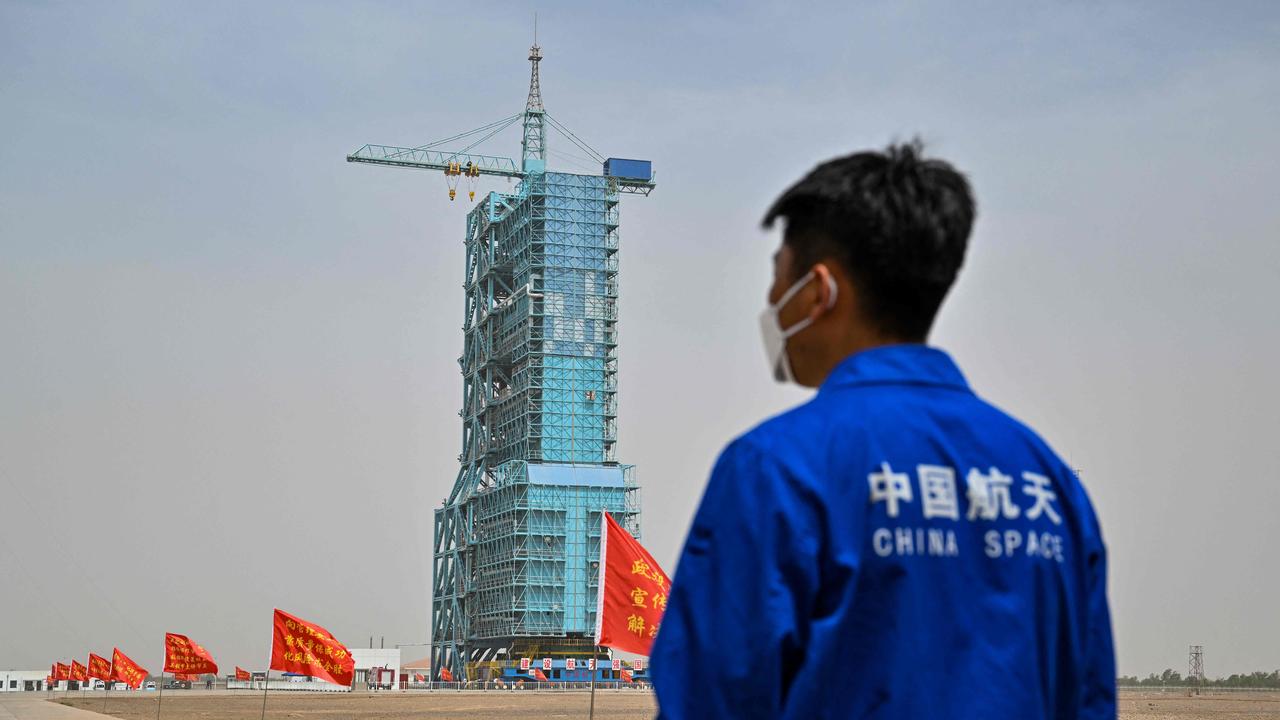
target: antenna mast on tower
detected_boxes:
[521,20,546,173]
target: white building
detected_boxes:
[350,648,400,690]
[1,670,49,692]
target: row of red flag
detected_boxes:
[48,613,356,689]
[48,514,667,687]
[50,647,155,690]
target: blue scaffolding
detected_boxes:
[348,40,654,679]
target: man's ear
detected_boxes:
[807,263,838,321]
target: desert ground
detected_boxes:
[42,689,1280,719]
[1115,691,1280,719]
[57,689,656,719]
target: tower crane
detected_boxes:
[347,41,654,200]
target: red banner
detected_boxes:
[593,512,671,656]
[269,608,354,687]
[88,653,112,681]
[235,667,251,681]
[54,663,70,681]
[620,668,633,683]
[532,668,547,682]
[70,661,88,682]
[438,666,453,682]
[175,673,199,681]
[110,648,148,689]
[163,633,219,676]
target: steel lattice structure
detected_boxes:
[1189,645,1204,694]
[348,41,654,680]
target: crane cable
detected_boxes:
[544,114,606,164]
[452,115,522,159]
[412,113,523,152]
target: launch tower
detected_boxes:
[348,40,654,679]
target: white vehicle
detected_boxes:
[144,681,156,691]
[93,680,105,690]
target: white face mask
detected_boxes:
[758,270,839,383]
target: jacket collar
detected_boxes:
[818,344,971,394]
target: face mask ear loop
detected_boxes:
[777,270,838,340]
[772,270,816,313]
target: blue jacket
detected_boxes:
[651,345,1114,719]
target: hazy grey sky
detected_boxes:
[2,1,1278,679]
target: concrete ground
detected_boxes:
[0,693,111,720]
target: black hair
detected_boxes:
[762,140,975,341]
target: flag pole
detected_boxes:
[260,631,273,720]
[589,507,608,720]
[260,607,279,720]
[259,666,269,720]
[587,646,599,720]
[155,671,165,720]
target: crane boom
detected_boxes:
[346,144,523,179]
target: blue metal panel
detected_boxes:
[603,158,652,181]
[527,464,626,487]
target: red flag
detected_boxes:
[54,663,70,681]
[414,673,425,683]
[594,512,671,656]
[532,668,547,682]
[110,648,148,689]
[269,608,354,687]
[88,654,112,681]
[70,661,88,682]
[163,633,219,676]
[620,668,633,683]
[235,667,251,681]
[438,666,454,682]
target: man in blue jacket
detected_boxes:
[650,142,1115,719]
